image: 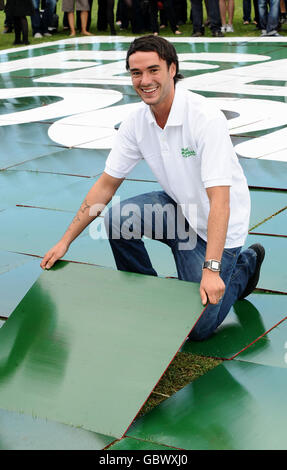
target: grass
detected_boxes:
[0,1,287,51]
[139,352,222,417]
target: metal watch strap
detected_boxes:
[202,259,221,272]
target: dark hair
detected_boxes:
[126,35,184,85]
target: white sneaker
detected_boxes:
[267,30,281,36]
[221,25,227,33]
[261,29,267,36]
[34,32,43,38]
[43,32,52,37]
[226,24,234,32]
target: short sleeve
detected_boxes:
[197,112,233,189]
[104,116,142,179]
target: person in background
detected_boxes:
[62,0,92,35]
[5,0,34,44]
[2,10,14,33]
[76,0,92,31]
[115,0,131,30]
[279,0,287,23]
[258,0,281,35]
[97,0,116,35]
[31,0,57,38]
[242,0,259,26]
[191,0,223,36]
[219,0,234,31]
[149,0,182,35]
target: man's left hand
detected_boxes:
[200,269,225,306]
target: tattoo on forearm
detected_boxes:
[80,198,91,214]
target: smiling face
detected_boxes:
[128,51,176,113]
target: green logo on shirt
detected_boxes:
[181,147,196,158]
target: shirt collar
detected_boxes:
[146,86,186,127]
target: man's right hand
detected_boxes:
[40,240,69,270]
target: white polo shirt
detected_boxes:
[104,86,250,248]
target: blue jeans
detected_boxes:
[105,191,257,341]
[31,0,56,35]
[258,0,280,32]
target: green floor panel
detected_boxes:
[22,178,161,212]
[0,139,64,170]
[239,157,287,191]
[0,262,204,439]
[249,190,287,230]
[0,250,33,275]
[0,258,42,317]
[126,361,287,450]
[109,437,178,451]
[182,293,287,359]
[0,170,83,210]
[0,408,114,450]
[0,206,88,255]
[0,206,177,276]
[9,148,109,177]
[20,181,286,227]
[233,318,287,368]
[250,208,287,236]
[12,148,156,180]
[0,121,59,149]
[244,234,287,293]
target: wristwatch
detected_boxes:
[203,259,221,272]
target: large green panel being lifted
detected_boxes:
[0,408,114,450]
[182,293,287,359]
[0,257,41,317]
[108,437,178,451]
[0,262,204,439]
[233,318,287,368]
[244,234,287,293]
[126,361,287,450]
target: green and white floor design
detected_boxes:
[0,37,286,450]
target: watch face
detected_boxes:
[211,260,220,270]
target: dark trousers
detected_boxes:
[13,16,29,44]
[5,13,14,30]
[97,0,116,33]
[174,0,187,23]
[243,0,259,23]
[191,0,221,33]
[150,0,178,32]
[116,0,131,28]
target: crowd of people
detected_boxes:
[0,0,286,46]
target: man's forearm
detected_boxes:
[199,186,230,305]
[61,172,124,247]
[61,197,101,247]
[41,173,124,270]
[205,198,230,261]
